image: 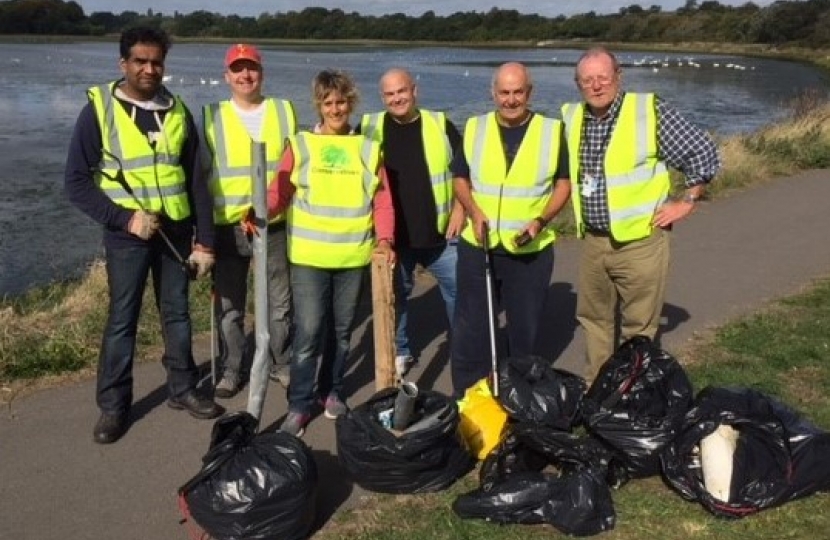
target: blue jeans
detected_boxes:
[97,236,197,414]
[450,238,554,397]
[288,264,366,414]
[394,240,458,357]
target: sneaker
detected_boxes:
[269,365,290,388]
[280,410,311,438]
[323,394,348,420]
[395,355,415,378]
[214,374,240,399]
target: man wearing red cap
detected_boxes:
[201,44,298,398]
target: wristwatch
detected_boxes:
[682,192,700,204]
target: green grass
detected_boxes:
[0,262,213,383]
[314,278,830,540]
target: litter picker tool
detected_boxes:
[481,222,499,397]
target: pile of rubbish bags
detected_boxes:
[451,336,830,535]
[175,336,830,538]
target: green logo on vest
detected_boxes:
[320,144,351,169]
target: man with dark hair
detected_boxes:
[64,26,222,445]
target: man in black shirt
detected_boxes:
[361,68,464,378]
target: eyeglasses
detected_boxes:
[576,74,617,89]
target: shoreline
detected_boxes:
[2,34,829,73]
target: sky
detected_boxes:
[75,0,776,18]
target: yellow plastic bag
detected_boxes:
[457,378,508,460]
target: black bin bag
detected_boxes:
[496,355,587,429]
[582,335,693,481]
[178,412,318,540]
[336,387,474,494]
[662,386,830,518]
[454,424,616,537]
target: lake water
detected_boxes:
[0,42,828,296]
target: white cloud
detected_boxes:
[76,0,774,18]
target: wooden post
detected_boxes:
[371,250,396,391]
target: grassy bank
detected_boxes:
[314,276,830,540]
[0,263,213,401]
[2,94,830,395]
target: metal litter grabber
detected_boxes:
[481,222,499,397]
[245,141,271,424]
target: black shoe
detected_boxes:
[168,390,224,419]
[93,412,129,444]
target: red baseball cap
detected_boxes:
[224,44,262,68]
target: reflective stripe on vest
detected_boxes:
[286,132,381,268]
[561,93,670,242]
[361,109,453,232]
[204,98,296,225]
[88,83,190,219]
[461,112,561,253]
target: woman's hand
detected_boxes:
[375,239,397,265]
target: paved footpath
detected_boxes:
[2,170,829,540]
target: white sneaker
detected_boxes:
[395,355,415,378]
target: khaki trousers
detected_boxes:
[577,228,670,383]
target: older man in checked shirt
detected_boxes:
[560,46,721,383]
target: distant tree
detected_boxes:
[698,1,726,11]
[620,4,645,16]
[678,0,698,13]
[172,10,219,37]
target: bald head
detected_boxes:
[492,62,532,92]
[491,62,533,127]
[380,68,414,91]
[379,68,419,122]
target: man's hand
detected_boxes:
[445,202,467,239]
[188,244,215,279]
[653,200,696,229]
[470,209,489,245]
[126,210,160,240]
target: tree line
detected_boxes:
[2,0,830,48]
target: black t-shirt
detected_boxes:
[381,115,462,249]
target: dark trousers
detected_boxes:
[97,236,197,414]
[450,238,553,397]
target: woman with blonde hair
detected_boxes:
[267,69,396,437]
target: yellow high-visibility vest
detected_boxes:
[203,98,296,225]
[460,112,561,253]
[88,82,190,219]
[286,132,381,268]
[561,93,670,242]
[360,110,453,232]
